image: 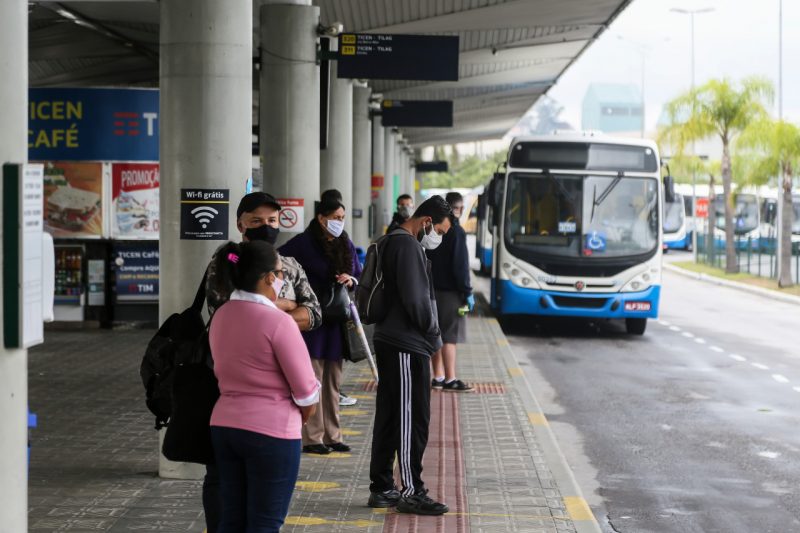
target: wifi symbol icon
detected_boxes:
[191,206,219,229]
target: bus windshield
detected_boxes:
[663,193,685,234]
[505,173,659,258]
[714,194,758,234]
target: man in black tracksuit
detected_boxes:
[368,195,453,516]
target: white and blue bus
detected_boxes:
[475,185,495,275]
[487,135,663,335]
[662,167,689,251]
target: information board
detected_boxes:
[381,100,453,127]
[416,161,448,173]
[337,33,459,81]
[180,188,230,240]
[3,163,45,348]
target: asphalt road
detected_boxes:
[483,263,800,533]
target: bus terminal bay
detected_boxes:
[3,1,800,532]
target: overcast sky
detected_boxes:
[546,0,799,132]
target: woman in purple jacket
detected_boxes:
[279,198,362,454]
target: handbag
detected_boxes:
[319,282,352,324]
[342,320,370,363]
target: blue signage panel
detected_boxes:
[29,88,159,162]
[113,242,159,301]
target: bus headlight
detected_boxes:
[502,262,541,289]
[620,272,652,293]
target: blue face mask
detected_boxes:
[326,219,345,238]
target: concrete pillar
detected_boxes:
[0,0,29,527]
[384,129,397,226]
[320,62,353,233]
[260,1,320,242]
[160,0,251,478]
[352,85,372,248]
[371,116,385,238]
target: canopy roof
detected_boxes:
[28,0,633,146]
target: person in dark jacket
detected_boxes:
[368,195,452,516]
[279,198,362,455]
[386,194,414,234]
[426,192,474,392]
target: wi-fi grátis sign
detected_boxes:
[180,188,230,240]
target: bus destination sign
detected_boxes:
[337,33,459,81]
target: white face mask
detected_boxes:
[326,219,345,238]
[420,223,443,250]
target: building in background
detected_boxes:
[582,83,643,135]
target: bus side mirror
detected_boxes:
[663,175,676,203]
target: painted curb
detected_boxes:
[484,316,603,533]
[664,263,800,307]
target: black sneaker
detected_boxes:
[302,444,331,455]
[442,379,473,393]
[431,379,445,390]
[397,489,449,515]
[368,488,402,508]
[326,442,351,453]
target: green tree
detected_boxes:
[738,118,800,287]
[659,76,773,273]
[423,149,506,189]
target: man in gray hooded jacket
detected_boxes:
[368,195,452,516]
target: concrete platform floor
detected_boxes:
[28,314,592,532]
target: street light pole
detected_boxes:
[671,7,715,263]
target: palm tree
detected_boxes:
[738,118,800,287]
[659,77,774,273]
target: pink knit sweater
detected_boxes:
[209,291,319,440]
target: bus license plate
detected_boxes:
[624,301,651,312]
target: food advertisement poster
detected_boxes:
[42,162,104,238]
[112,163,159,239]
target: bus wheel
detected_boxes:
[625,318,647,335]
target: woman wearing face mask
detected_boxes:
[209,240,319,532]
[279,198,363,455]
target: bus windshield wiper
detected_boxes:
[590,172,624,223]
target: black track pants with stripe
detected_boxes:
[369,341,431,496]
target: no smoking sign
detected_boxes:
[276,198,304,233]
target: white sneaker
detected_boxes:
[339,393,358,406]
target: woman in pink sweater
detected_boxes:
[209,240,320,532]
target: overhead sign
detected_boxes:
[3,163,45,348]
[337,33,459,81]
[29,88,158,162]
[180,189,230,240]
[114,243,159,301]
[276,198,305,233]
[381,100,453,127]
[415,161,448,173]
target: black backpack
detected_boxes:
[356,230,403,325]
[140,275,208,430]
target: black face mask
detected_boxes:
[244,224,280,245]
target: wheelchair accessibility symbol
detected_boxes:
[585,231,607,252]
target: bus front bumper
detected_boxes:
[497,280,660,319]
